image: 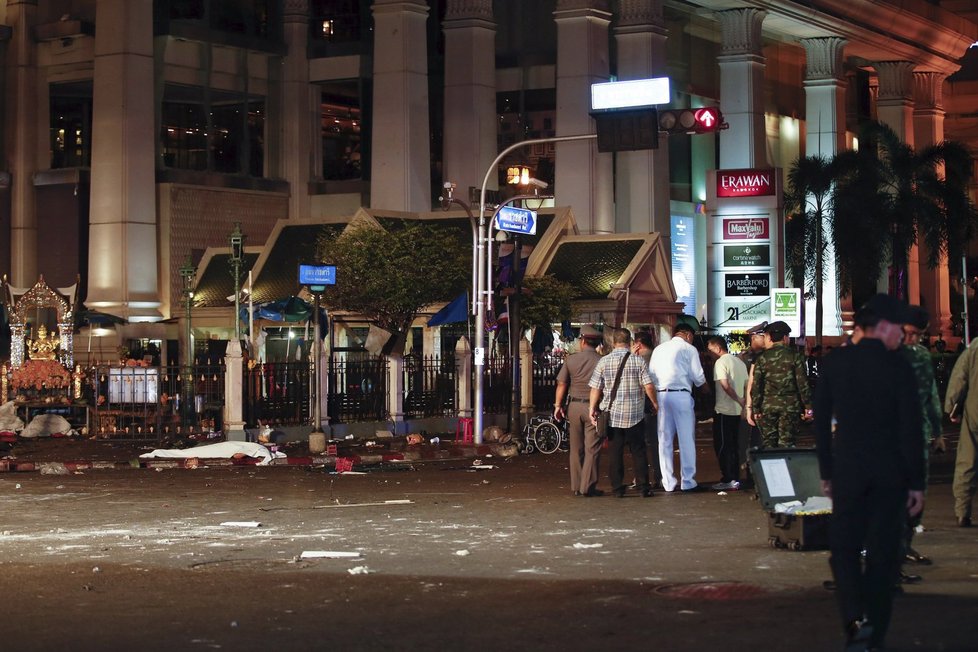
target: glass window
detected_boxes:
[495,89,556,188]
[159,0,276,39]
[311,0,363,44]
[161,84,265,176]
[49,81,93,169]
[321,81,363,181]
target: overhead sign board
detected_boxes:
[495,206,537,236]
[722,244,770,268]
[722,217,769,241]
[591,77,670,111]
[717,169,776,198]
[725,272,771,298]
[299,263,336,290]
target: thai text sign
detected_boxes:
[717,169,776,198]
[725,272,770,297]
[722,217,769,241]
[722,244,770,268]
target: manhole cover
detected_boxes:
[653,581,798,600]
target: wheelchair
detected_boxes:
[519,414,569,455]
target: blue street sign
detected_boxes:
[495,206,537,236]
[299,263,336,290]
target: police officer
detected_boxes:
[554,325,604,496]
[747,320,812,448]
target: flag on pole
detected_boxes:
[427,292,469,327]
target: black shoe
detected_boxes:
[681,484,704,493]
[958,516,973,528]
[584,488,605,497]
[904,547,932,565]
[642,488,655,497]
[898,571,922,585]
[822,579,836,591]
[614,488,626,498]
[844,619,873,652]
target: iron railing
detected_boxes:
[532,354,562,411]
[403,353,455,418]
[326,352,389,423]
[243,361,312,427]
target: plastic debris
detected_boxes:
[455,550,470,557]
[300,550,361,559]
[572,543,603,549]
[347,565,372,575]
[220,521,262,528]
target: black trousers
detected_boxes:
[642,411,660,484]
[829,477,907,647]
[609,421,649,493]
[713,413,741,483]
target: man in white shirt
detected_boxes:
[707,336,749,491]
[649,323,708,492]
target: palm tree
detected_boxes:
[784,155,837,345]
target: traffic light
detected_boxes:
[590,108,659,152]
[657,107,726,134]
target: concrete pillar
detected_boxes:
[5,0,38,286]
[387,353,406,432]
[281,0,313,220]
[801,37,847,338]
[520,337,533,417]
[914,71,952,337]
[443,0,496,197]
[87,0,161,320]
[875,60,917,300]
[554,0,614,234]
[371,0,432,212]
[455,336,472,418]
[614,0,670,234]
[224,341,245,441]
[716,8,768,170]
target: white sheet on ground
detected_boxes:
[139,441,285,465]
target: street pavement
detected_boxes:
[0,427,975,651]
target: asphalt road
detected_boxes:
[1,445,976,652]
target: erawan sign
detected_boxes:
[717,169,776,198]
[722,217,769,240]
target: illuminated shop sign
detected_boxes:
[717,169,776,198]
[722,217,769,241]
[725,272,771,297]
[722,244,770,267]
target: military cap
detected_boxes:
[579,324,601,339]
[746,321,768,336]
[907,305,930,331]
[764,320,792,339]
[860,293,912,324]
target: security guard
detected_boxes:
[554,325,605,496]
[747,320,812,448]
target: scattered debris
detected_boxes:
[572,543,603,550]
[455,550,470,557]
[220,521,262,528]
[300,550,361,559]
[347,565,372,575]
[39,463,70,476]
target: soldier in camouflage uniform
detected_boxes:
[899,306,943,567]
[747,321,812,448]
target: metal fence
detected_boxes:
[326,352,389,423]
[243,361,312,427]
[403,353,455,418]
[483,354,512,414]
[532,354,562,411]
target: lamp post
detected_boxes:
[179,256,196,423]
[228,222,246,343]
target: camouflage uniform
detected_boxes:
[750,343,811,448]
[901,343,942,471]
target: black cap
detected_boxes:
[746,321,768,335]
[860,293,913,324]
[907,305,930,331]
[764,320,791,339]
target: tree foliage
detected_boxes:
[315,221,469,341]
[519,274,577,329]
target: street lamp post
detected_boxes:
[228,222,246,343]
[179,256,196,423]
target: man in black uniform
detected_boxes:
[814,294,925,652]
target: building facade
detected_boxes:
[1,0,976,340]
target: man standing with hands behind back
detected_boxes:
[815,294,924,652]
[554,325,604,497]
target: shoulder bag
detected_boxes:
[596,352,630,439]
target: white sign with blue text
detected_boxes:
[495,206,537,236]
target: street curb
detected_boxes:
[0,442,519,474]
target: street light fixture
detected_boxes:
[228,222,246,343]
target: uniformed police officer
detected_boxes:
[554,325,605,496]
[746,320,812,448]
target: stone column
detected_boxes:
[554,0,614,234]
[443,0,496,196]
[87,0,161,320]
[5,0,38,286]
[455,336,472,418]
[519,337,533,418]
[371,0,432,212]
[716,8,768,169]
[281,0,312,220]
[387,353,406,433]
[875,61,917,300]
[614,0,670,234]
[224,341,246,441]
[914,71,952,336]
[801,37,847,337]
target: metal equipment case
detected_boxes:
[748,447,831,551]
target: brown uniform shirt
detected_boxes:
[557,349,602,400]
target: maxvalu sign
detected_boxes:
[722,216,769,240]
[717,168,776,198]
[724,272,770,297]
[722,244,770,267]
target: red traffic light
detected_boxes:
[657,108,725,134]
[694,108,719,130]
